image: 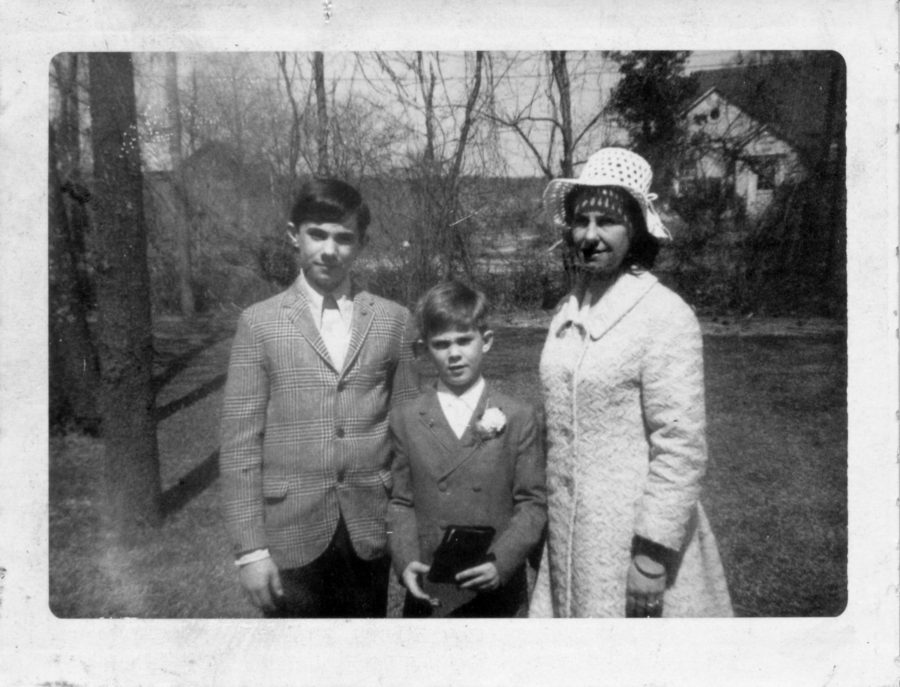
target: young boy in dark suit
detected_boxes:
[387,281,546,617]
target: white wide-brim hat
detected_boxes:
[543,147,671,240]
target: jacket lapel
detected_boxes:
[416,387,460,475]
[585,271,659,341]
[282,279,335,370]
[436,383,490,481]
[341,290,376,377]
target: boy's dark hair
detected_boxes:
[562,186,660,270]
[289,177,371,238]
[415,280,490,339]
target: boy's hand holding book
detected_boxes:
[455,561,500,591]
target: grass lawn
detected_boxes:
[49,322,846,618]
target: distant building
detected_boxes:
[678,55,843,216]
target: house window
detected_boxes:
[747,155,780,191]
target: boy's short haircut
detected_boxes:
[290,177,371,238]
[415,280,490,339]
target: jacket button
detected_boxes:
[335,427,345,438]
[337,469,345,483]
[472,485,482,492]
[337,381,346,392]
[438,481,448,492]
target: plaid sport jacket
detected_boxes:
[219,278,420,569]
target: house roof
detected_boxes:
[686,54,844,165]
[686,85,780,152]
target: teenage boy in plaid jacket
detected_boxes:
[219,178,419,617]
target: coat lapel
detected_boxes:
[585,271,659,341]
[341,290,376,377]
[282,280,375,375]
[282,280,334,370]
[416,387,460,474]
[436,383,491,481]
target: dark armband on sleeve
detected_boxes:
[631,535,678,574]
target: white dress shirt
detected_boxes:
[299,271,353,369]
[436,377,486,439]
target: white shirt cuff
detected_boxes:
[234,548,271,567]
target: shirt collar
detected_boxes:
[553,271,658,339]
[436,376,485,408]
[299,271,352,317]
[555,290,589,336]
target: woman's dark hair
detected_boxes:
[415,280,490,339]
[289,177,371,238]
[562,185,660,270]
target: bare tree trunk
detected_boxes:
[49,125,100,432]
[52,54,94,309]
[276,52,303,191]
[447,51,484,279]
[820,53,846,315]
[417,52,437,168]
[88,52,162,534]
[165,54,183,168]
[314,51,329,175]
[548,51,576,285]
[414,52,443,281]
[56,54,82,176]
[187,66,199,155]
[165,53,195,317]
[550,51,574,177]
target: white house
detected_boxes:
[677,58,840,217]
[680,86,805,214]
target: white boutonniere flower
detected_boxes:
[475,407,507,440]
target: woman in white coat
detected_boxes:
[529,148,732,618]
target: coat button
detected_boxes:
[337,469,345,483]
[335,427,345,438]
[336,381,346,392]
[438,481,448,492]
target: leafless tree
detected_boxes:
[88,52,161,535]
[165,53,196,317]
[480,52,615,285]
[49,54,100,432]
[358,51,487,299]
[276,51,306,192]
[313,51,329,175]
[482,51,614,180]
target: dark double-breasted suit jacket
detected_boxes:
[387,383,547,613]
[219,277,420,570]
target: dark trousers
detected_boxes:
[264,517,390,618]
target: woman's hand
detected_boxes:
[625,554,666,617]
[456,562,500,591]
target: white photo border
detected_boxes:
[1,1,897,685]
